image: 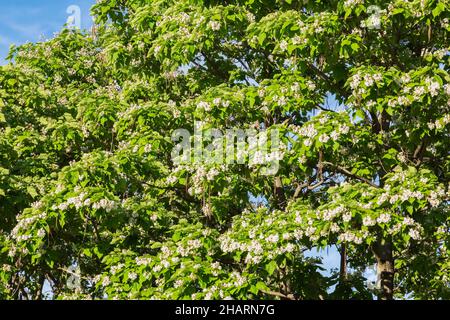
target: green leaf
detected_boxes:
[432,3,445,17]
[27,186,38,198]
[83,248,93,257]
[265,260,277,275]
[256,281,269,291]
[258,32,267,46]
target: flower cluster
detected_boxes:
[50,193,118,213]
[344,0,364,8]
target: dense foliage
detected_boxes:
[0,0,449,300]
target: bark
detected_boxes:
[373,240,394,300]
[339,244,347,281]
[34,275,45,300]
[273,176,286,210]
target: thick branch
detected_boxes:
[260,289,296,300]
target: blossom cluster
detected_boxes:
[289,112,351,148]
[50,192,118,213]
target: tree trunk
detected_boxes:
[34,275,45,300]
[273,176,286,210]
[339,244,347,281]
[373,240,394,300]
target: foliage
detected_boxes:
[0,0,449,300]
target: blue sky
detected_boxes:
[0,0,95,62]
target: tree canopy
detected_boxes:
[0,0,449,300]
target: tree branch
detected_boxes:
[323,161,379,188]
[260,289,296,300]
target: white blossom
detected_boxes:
[377,213,391,224]
[279,40,288,52]
[408,228,421,240]
[208,21,221,31]
[363,216,376,227]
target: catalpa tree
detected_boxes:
[0,0,449,300]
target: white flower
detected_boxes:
[318,114,329,124]
[246,12,255,23]
[330,223,340,233]
[350,73,361,89]
[128,272,138,281]
[305,226,316,236]
[408,228,421,240]
[428,191,441,207]
[136,257,151,266]
[92,199,116,212]
[152,265,162,273]
[282,233,291,240]
[306,80,316,91]
[110,264,124,275]
[206,168,220,181]
[257,88,265,97]
[426,78,440,97]
[344,0,363,8]
[31,201,43,209]
[330,131,339,140]
[174,279,184,288]
[413,86,425,99]
[354,236,363,244]
[197,101,211,111]
[389,195,399,204]
[400,74,411,84]
[267,234,279,243]
[397,152,407,163]
[58,203,68,211]
[372,73,382,82]
[338,125,350,134]
[154,45,162,55]
[435,120,445,130]
[364,75,374,87]
[342,212,352,222]
[397,96,410,106]
[362,216,376,227]
[403,217,415,226]
[36,229,46,238]
[318,134,330,143]
[276,95,287,106]
[298,155,307,165]
[279,40,288,52]
[167,175,177,184]
[377,213,391,224]
[161,260,170,269]
[292,35,306,45]
[437,226,446,234]
[208,21,221,31]
[303,139,313,147]
[179,12,191,24]
[102,276,111,287]
[297,123,318,138]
